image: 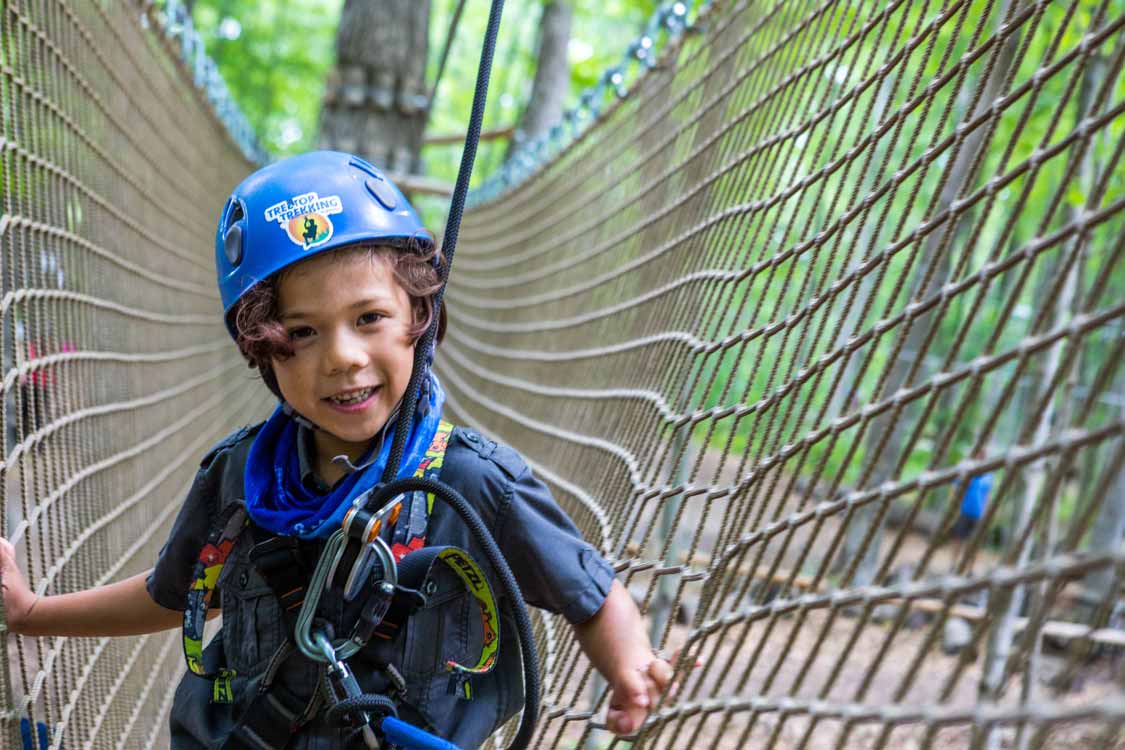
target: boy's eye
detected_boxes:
[358,312,385,326]
[287,326,315,341]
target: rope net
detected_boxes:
[448,1,1125,748]
[1,1,269,748]
[0,1,1123,750]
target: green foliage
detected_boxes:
[417,0,659,220]
[186,0,659,223]
[662,0,1125,514]
[188,0,344,156]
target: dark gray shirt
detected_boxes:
[147,423,615,750]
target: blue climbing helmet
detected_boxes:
[215,150,432,332]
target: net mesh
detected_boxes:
[1,2,270,748]
[447,1,1125,748]
[2,1,1124,749]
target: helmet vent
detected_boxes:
[224,225,243,266]
[222,199,245,266]
[349,156,382,178]
[224,198,245,230]
[365,177,397,211]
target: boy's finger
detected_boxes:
[606,707,635,735]
[647,658,675,689]
[607,668,653,736]
[666,646,702,668]
[615,665,651,709]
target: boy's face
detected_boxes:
[272,249,416,463]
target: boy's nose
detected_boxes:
[323,331,370,373]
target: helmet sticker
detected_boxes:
[264,192,344,249]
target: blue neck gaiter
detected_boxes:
[244,373,446,539]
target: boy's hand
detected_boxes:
[0,537,38,634]
[606,653,675,735]
[572,581,701,736]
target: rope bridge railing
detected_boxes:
[1,1,270,748]
[450,1,1125,749]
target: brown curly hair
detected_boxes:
[230,242,447,399]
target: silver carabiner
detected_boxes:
[295,503,402,664]
[344,536,397,602]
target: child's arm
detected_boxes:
[1,537,185,637]
[571,579,675,736]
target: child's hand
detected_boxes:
[606,652,675,736]
[0,537,38,633]
[571,581,701,735]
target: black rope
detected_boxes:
[371,7,542,750]
[384,0,506,483]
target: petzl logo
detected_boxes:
[264,192,343,249]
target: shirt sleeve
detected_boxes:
[146,461,223,611]
[492,448,615,624]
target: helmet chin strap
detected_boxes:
[331,402,401,473]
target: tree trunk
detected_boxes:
[509,1,572,155]
[319,0,430,175]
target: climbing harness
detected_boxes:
[182,422,510,749]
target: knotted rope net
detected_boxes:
[1,2,268,748]
[2,1,1124,750]
[447,1,1125,748]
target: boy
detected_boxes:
[0,151,673,749]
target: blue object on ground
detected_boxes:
[960,472,993,520]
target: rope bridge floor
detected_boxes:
[3,0,1125,749]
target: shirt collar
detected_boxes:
[295,410,398,493]
[296,424,332,493]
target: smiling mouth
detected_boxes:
[325,386,379,405]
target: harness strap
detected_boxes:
[225,679,315,750]
[248,533,312,637]
[223,635,324,750]
[190,421,489,748]
[183,502,248,678]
